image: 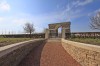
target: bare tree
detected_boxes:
[90,11,100,30]
[23,23,35,38]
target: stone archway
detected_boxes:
[45,22,71,39]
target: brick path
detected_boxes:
[18,41,81,66]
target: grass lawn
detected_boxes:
[0,38,32,47]
[68,38,100,46]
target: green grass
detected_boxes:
[0,38,32,47]
[69,38,100,46]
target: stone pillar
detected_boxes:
[65,28,70,39]
[62,28,66,39]
[62,28,70,39]
[45,29,49,39]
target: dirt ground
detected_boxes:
[18,41,81,66]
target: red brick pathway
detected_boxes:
[18,41,81,66]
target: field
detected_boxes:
[69,38,100,46]
[0,38,32,47]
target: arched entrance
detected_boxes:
[45,22,71,39]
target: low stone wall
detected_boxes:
[0,39,45,66]
[62,39,100,66]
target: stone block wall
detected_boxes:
[62,39,100,66]
[0,39,45,66]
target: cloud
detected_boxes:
[0,6,84,33]
[88,8,100,17]
[95,8,100,13]
[71,0,94,8]
[0,0,96,33]
[13,19,30,26]
[0,0,10,12]
[60,0,95,21]
[57,2,83,21]
[0,17,4,22]
[78,0,93,6]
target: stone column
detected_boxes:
[65,28,70,39]
[62,28,66,39]
[62,28,70,39]
[45,29,49,39]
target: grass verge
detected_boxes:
[68,38,100,46]
[0,38,32,47]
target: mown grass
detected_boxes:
[0,38,32,47]
[69,38,100,46]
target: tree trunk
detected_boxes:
[30,31,31,38]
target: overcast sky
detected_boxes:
[0,0,100,34]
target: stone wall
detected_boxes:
[62,39,100,66]
[0,39,45,66]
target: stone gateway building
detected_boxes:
[45,22,71,39]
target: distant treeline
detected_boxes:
[0,33,45,38]
[66,32,100,39]
[2,32,100,39]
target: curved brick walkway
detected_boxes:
[18,41,81,66]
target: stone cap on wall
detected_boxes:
[0,39,44,57]
[62,39,100,52]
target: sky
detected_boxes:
[0,0,100,34]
